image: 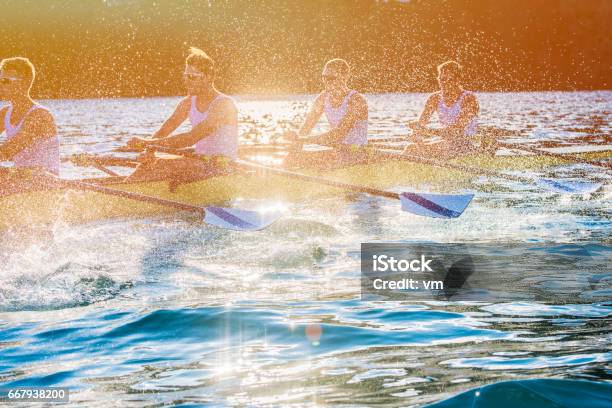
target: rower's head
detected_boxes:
[184,47,215,94]
[322,58,350,93]
[0,57,35,99]
[437,60,462,92]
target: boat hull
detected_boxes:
[1,151,609,229]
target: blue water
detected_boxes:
[1,92,611,406]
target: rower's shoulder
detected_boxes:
[215,93,237,110]
[210,93,237,122]
[22,105,56,134]
[177,96,191,106]
[348,91,368,107]
[460,91,479,111]
[463,90,478,102]
[313,91,326,104]
[26,105,55,124]
[427,91,442,104]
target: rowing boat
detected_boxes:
[1,148,609,229]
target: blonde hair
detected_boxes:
[437,60,462,79]
[185,47,215,77]
[324,58,350,77]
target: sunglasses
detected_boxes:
[0,76,19,85]
[183,73,205,81]
[322,74,338,82]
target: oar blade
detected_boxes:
[400,192,474,219]
[536,178,603,194]
[204,206,282,231]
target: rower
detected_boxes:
[284,58,369,169]
[0,57,59,180]
[126,47,238,182]
[404,61,481,159]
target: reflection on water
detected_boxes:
[0,92,610,406]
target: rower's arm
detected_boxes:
[0,109,56,160]
[309,93,368,146]
[297,93,325,138]
[141,98,236,149]
[152,97,190,139]
[407,93,438,136]
[417,93,438,126]
[0,106,6,135]
[450,93,479,132]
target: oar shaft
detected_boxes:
[92,156,139,168]
[370,136,410,143]
[122,145,402,199]
[369,130,610,169]
[500,142,611,169]
[51,177,206,216]
[91,162,120,177]
[239,145,289,155]
[236,159,400,199]
[372,149,532,184]
[70,154,139,168]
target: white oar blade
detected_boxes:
[400,192,474,219]
[536,178,603,194]
[204,206,282,231]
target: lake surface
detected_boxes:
[0,92,610,406]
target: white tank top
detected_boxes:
[324,90,368,146]
[3,103,60,175]
[189,94,238,160]
[437,91,478,136]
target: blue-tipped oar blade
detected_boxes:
[400,192,474,219]
[204,207,282,231]
[536,178,603,194]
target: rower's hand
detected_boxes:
[408,121,428,133]
[126,137,148,151]
[407,121,420,130]
[407,121,425,143]
[284,130,299,143]
[137,148,156,164]
[71,153,95,167]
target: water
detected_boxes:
[1,92,611,406]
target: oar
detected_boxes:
[43,173,281,231]
[67,153,140,176]
[498,142,611,170]
[370,131,612,170]
[238,159,474,219]
[70,153,140,169]
[373,148,603,194]
[478,126,612,169]
[133,145,473,219]
[369,136,411,144]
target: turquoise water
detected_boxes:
[1,92,611,406]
